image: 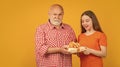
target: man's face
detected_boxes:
[48,7,64,26]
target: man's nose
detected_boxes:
[55,15,59,19]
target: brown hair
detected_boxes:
[80,10,103,33]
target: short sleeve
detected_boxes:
[99,33,107,46]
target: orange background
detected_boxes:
[0,0,120,67]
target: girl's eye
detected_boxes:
[86,19,90,22]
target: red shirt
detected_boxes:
[78,31,107,67]
[35,21,76,67]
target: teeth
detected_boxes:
[85,25,88,28]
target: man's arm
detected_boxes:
[35,26,49,56]
[47,46,70,54]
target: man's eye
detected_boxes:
[59,14,62,15]
[54,14,57,15]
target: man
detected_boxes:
[35,4,76,67]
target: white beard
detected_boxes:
[51,20,62,26]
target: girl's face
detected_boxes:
[81,15,93,31]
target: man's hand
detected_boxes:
[59,45,71,54]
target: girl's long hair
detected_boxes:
[80,10,103,33]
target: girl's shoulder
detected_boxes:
[95,31,106,35]
[78,33,85,38]
[95,31,107,38]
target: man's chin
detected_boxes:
[52,22,61,26]
[53,23,61,26]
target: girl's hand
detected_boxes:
[78,46,87,52]
[83,47,90,55]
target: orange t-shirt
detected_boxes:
[78,31,107,67]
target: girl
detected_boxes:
[78,10,107,67]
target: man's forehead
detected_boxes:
[49,4,64,13]
[50,6,62,11]
[49,8,63,14]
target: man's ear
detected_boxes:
[48,12,50,17]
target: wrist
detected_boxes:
[87,47,92,54]
[57,48,61,53]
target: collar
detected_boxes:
[48,20,65,29]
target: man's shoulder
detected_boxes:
[37,22,48,29]
[63,23,72,29]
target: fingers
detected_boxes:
[68,48,78,54]
[80,46,87,51]
[83,51,90,55]
[68,42,80,48]
[83,47,90,55]
[60,48,71,54]
[77,46,87,52]
[62,45,69,49]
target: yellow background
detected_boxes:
[0,0,120,67]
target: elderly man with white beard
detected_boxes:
[35,4,77,67]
